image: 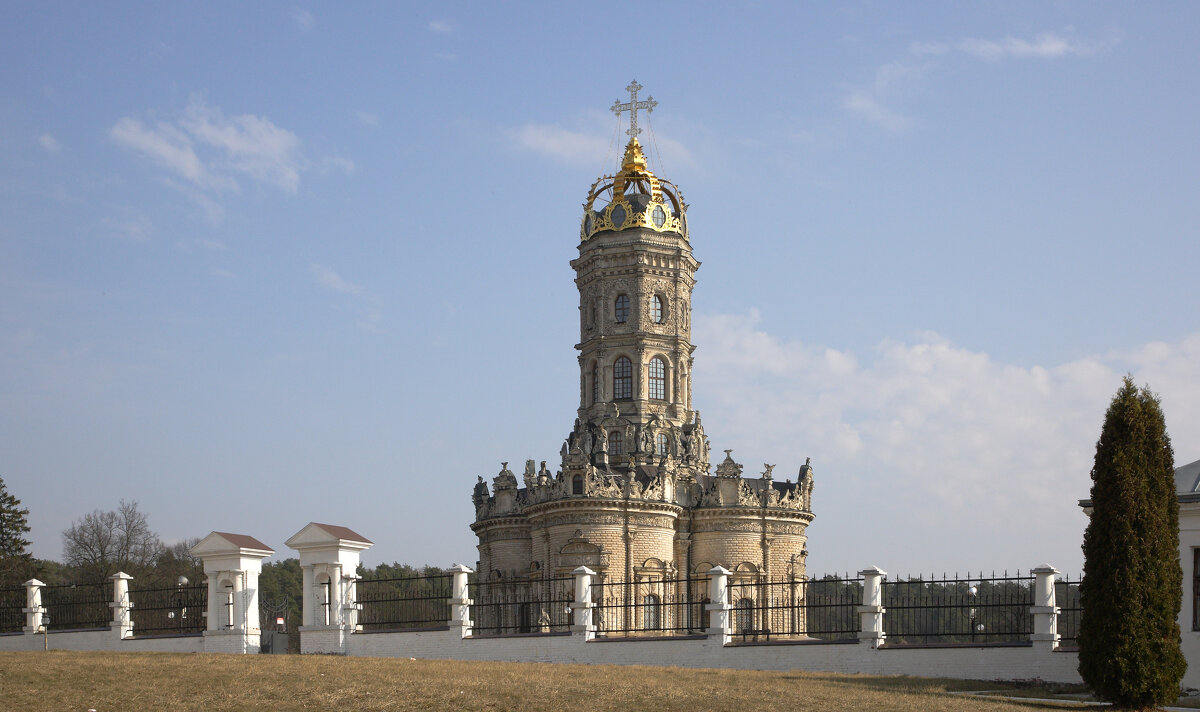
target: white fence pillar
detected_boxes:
[706,566,732,643]
[190,532,274,654]
[857,566,886,648]
[23,579,45,633]
[571,566,595,639]
[1030,563,1060,650]
[448,564,473,639]
[110,572,134,638]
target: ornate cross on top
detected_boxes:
[610,79,657,138]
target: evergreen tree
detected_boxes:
[1080,377,1185,708]
[0,476,33,586]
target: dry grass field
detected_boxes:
[0,651,1088,711]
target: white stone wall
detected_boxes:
[0,629,204,653]
[342,627,1081,683]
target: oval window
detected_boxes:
[652,205,666,228]
[611,204,627,229]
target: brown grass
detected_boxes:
[0,651,1081,712]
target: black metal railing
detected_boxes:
[1056,575,1082,649]
[129,584,207,636]
[592,576,710,637]
[357,573,451,631]
[469,576,575,636]
[42,582,111,631]
[0,586,24,633]
[728,575,862,642]
[881,572,1033,645]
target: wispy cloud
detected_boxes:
[354,110,379,127]
[310,262,366,298]
[291,7,315,31]
[111,96,347,220]
[511,124,610,165]
[843,61,928,132]
[428,20,452,33]
[38,133,62,154]
[848,31,1108,131]
[911,32,1103,61]
[309,262,382,332]
[208,267,235,279]
[101,213,154,242]
[178,98,304,192]
[693,311,1200,572]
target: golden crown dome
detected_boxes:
[580,138,687,243]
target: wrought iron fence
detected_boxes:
[469,576,575,636]
[728,575,862,642]
[357,573,451,631]
[881,572,1033,645]
[129,584,207,636]
[42,582,111,631]
[0,586,24,633]
[1055,575,1082,649]
[592,576,710,637]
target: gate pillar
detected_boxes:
[285,522,373,654]
[190,531,274,654]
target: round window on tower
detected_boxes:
[611,204,627,229]
[651,205,666,228]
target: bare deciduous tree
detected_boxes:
[62,500,162,579]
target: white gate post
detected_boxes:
[190,532,275,654]
[857,566,886,648]
[23,579,45,633]
[448,564,473,639]
[1030,564,1060,651]
[110,572,134,639]
[571,566,596,639]
[706,566,732,643]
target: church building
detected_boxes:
[469,82,815,603]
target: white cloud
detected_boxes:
[911,32,1101,62]
[956,33,1088,61]
[179,98,304,192]
[843,61,927,131]
[354,110,379,127]
[692,311,1200,573]
[291,7,315,31]
[38,133,62,154]
[310,262,366,298]
[511,124,610,165]
[428,20,452,33]
[110,116,231,191]
[112,97,347,218]
[101,213,154,242]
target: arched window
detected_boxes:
[648,357,666,400]
[656,433,669,456]
[652,295,665,323]
[614,294,629,323]
[644,594,661,630]
[613,357,632,399]
[610,430,624,456]
[572,474,584,496]
[591,363,599,404]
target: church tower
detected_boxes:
[470,83,815,611]
[571,80,704,470]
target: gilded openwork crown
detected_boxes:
[580,138,687,242]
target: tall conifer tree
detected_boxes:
[1080,377,1185,708]
[0,476,33,585]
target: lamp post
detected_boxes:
[968,584,978,643]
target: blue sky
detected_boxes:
[3,2,1198,577]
